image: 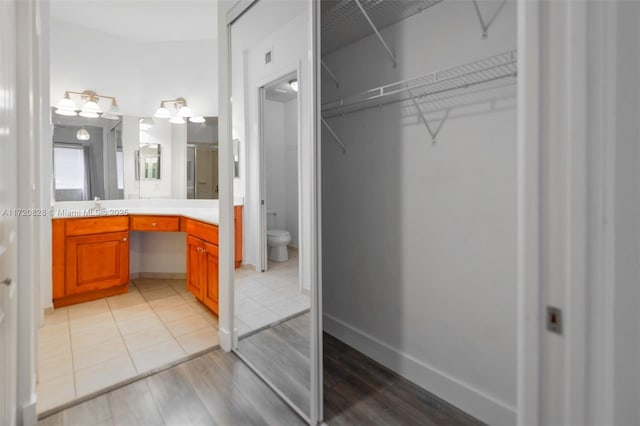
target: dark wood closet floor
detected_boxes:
[39,328,482,426]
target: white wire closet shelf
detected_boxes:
[321,0,444,56]
[322,50,517,119]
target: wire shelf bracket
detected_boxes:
[322,50,517,119]
[472,0,508,39]
[321,117,347,153]
[353,0,397,67]
[409,90,450,145]
[321,60,340,88]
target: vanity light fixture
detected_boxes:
[54,90,122,119]
[76,126,90,141]
[154,97,202,123]
[289,79,298,92]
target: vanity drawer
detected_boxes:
[65,216,129,236]
[130,215,180,232]
[184,218,218,244]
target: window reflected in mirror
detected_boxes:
[135,144,161,180]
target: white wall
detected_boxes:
[263,97,299,247]
[284,97,299,247]
[321,2,517,426]
[264,100,287,230]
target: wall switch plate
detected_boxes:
[546,306,563,334]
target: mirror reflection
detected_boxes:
[231,0,311,420]
[52,112,124,201]
[136,144,161,180]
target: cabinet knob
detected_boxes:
[122,237,128,242]
[152,222,157,227]
[2,278,11,286]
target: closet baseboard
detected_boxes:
[323,313,517,426]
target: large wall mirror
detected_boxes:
[52,112,220,201]
[230,0,316,423]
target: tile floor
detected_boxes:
[235,248,310,336]
[37,278,219,413]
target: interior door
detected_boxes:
[0,0,19,423]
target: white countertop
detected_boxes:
[51,198,243,226]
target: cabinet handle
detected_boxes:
[122,237,128,242]
[152,222,157,227]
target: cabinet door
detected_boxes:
[65,231,129,295]
[186,235,204,300]
[202,241,219,315]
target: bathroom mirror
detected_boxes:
[135,144,161,180]
[231,0,312,422]
[52,111,125,201]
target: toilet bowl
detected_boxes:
[267,229,291,262]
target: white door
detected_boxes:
[0,1,19,424]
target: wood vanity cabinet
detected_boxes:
[186,235,219,315]
[53,216,130,307]
[52,207,243,311]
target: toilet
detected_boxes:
[266,209,291,262]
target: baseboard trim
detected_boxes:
[134,272,187,279]
[323,313,517,426]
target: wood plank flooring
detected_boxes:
[39,318,484,426]
[236,313,311,416]
[323,333,484,426]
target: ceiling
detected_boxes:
[265,75,298,103]
[50,0,218,43]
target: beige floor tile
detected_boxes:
[164,313,210,337]
[236,297,263,315]
[153,303,197,323]
[38,323,70,346]
[121,324,173,353]
[140,286,178,302]
[110,304,156,323]
[71,322,121,349]
[68,299,111,320]
[130,339,185,373]
[117,313,164,336]
[176,327,219,354]
[72,335,128,371]
[180,292,198,303]
[43,308,69,327]
[37,374,75,413]
[69,312,115,334]
[148,294,186,311]
[167,280,188,293]
[38,336,72,362]
[238,308,281,331]
[75,355,136,397]
[106,292,147,310]
[199,309,218,326]
[38,352,74,384]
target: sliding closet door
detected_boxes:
[223,0,321,424]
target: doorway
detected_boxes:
[260,72,300,274]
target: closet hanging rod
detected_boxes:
[322,50,517,118]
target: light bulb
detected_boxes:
[189,116,205,124]
[154,107,171,118]
[76,127,90,141]
[169,116,185,124]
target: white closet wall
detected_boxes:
[321,2,517,425]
